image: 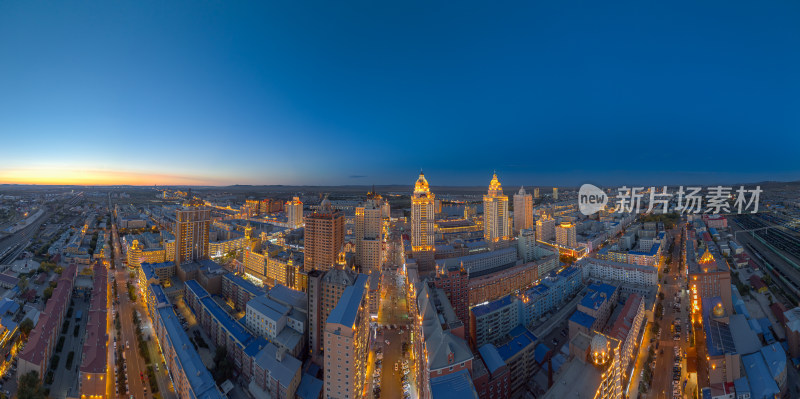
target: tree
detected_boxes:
[18,276,28,291]
[20,318,34,339]
[212,346,233,383]
[658,292,665,301]
[17,371,46,399]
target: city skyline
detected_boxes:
[2,1,800,186]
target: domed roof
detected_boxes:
[487,172,503,196]
[414,171,430,195]
[591,334,608,354]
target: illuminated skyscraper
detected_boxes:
[411,171,435,266]
[355,189,384,273]
[304,197,344,272]
[533,187,540,199]
[553,187,559,200]
[536,216,556,242]
[483,173,510,244]
[556,222,577,247]
[286,196,304,229]
[513,186,533,234]
[175,199,211,267]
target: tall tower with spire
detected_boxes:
[483,172,510,244]
[411,171,435,269]
[513,186,534,234]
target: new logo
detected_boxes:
[579,184,608,215]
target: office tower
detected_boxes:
[303,197,344,272]
[354,190,384,273]
[411,171,435,267]
[307,268,359,366]
[483,173,510,244]
[286,196,304,229]
[175,200,211,267]
[513,186,533,234]
[553,187,558,200]
[536,216,556,242]
[533,187,540,199]
[556,221,577,247]
[324,274,369,399]
[244,199,260,217]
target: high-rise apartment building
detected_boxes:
[513,186,533,234]
[324,274,369,399]
[307,268,359,366]
[304,198,344,272]
[175,200,211,267]
[533,187,540,199]
[536,216,556,242]
[355,190,384,273]
[411,171,435,268]
[483,173,510,244]
[553,187,559,200]
[285,196,304,229]
[556,222,577,248]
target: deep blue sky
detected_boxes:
[1,1,799,186]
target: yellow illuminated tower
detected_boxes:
[411,171,435,268]
[483,173,510,244]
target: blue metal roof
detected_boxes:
[224,273,263,297]
[296,373,324,399]
[430,369,478,399]
[629,242,660,256]
[534,343,551,364]
[760,343,786,382]
[580,283,617,311]
[185,279,210,300]
[247,296,288,323]
[472,295,514,318]
[326,274,368,328]
[477,344,505,374]
[758,318,776,344]
[149,284,169,307]
[200,296,254,347]
[496,325,537,361]
[156,306,223,399]
[569,311,596,329]
[742,352,780,399]
[733,378,750,396]
[243,337,268,357]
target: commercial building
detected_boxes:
[266,251,304,290]
[411,171,436,270]
[435,247,517,276]
[483,173,510,245]
[307,268,360,366]
[17,264,77,381]
[416,283,473,399]
[543,331,623,399]
[513,186,533,234]
[606,293,644,374]
[354,191,384,273]
[323,274,369,399]
[687,235,733,317]
[535,217,555,242]
[286,196,304,229]
[303,198,344,273]
[78,263,108,398]
[175,200,211,267]
[152,306,224,399]
[579,257,658,288]
[555,222,577,248]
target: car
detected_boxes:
[395,364,398,371]
[385,340,390,345]
[155,364,159,372]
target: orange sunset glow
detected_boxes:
[0,168,222,186]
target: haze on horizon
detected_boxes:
[1,1,799,187]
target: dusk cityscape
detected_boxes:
[1,2,800,399]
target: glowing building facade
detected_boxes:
[513,186,533,234]
[411,171,435,268]
[286,196,304,229]
[483,173,510,245]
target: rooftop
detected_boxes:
[156,306,223,399]
[471,295,514,318]
[496,325,537,361]
[252,343,302,388]
[224,273,264,297]
[569,311,596,329]
[430,369,479,399]
[580,283,617,311]
[326,273,368,328]
[742,352,780,399]
[477,344,505,374]
[200,296,254,347]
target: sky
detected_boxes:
[1,1,799,187]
